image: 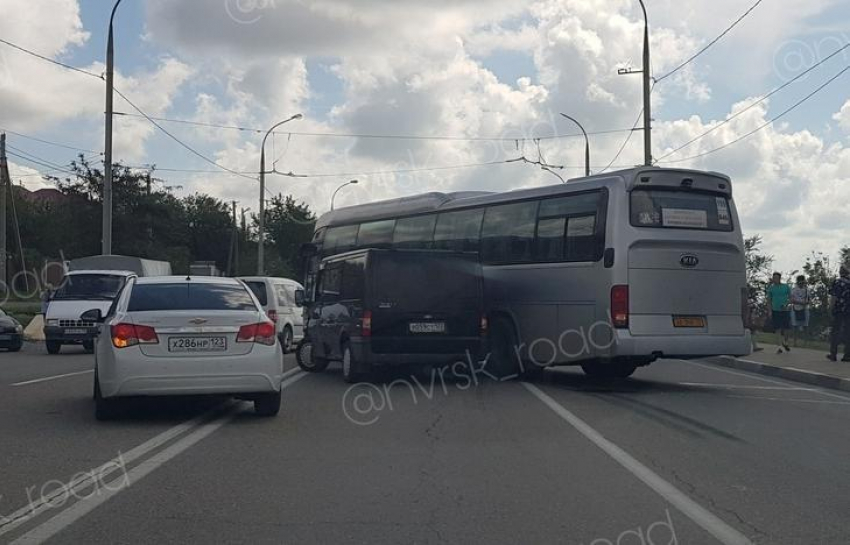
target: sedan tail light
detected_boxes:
[112,323,159,349]
[237,322,276,346]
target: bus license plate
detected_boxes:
[168,336,227,352]
[409,322,446,334]
[673,316,706,328]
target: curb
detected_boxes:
[704,355,850,394]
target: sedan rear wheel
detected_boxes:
[254,390,281,417]
[94,373,120,421]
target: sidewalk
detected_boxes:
[705,343,850,393]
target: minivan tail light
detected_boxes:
[611,285,629,328]
[111,323,159,348]
[237,322,276,346]
[362,310,372,337]
[267,309,278,323]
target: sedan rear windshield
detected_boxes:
[630,189,734,232]
[128,283,258,312]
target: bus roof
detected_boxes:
[315,167,732,230]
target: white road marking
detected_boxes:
[678,382,813,391]
[11,370,93,387]
[523,382,753,545]
[2,369,305,542]
[680,359,850,402]
[722,394,850,405]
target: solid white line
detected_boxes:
[678,382,813,391]
[523,382,753,545]
[682,359,850,402]
[11,370,93,387]
[8,371,306,544]
[722,394,850,405]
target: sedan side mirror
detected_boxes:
[294,289,306,307]
[80,309,104,323]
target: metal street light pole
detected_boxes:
[258,113,302,275]
[102,0,123,255]
[559,114,590,177]
[617,0,652,166]
[331,180,358,211]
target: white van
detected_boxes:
[239,277,305,352]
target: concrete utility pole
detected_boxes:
[227,201,237,276]
[102,0,123,255]
[618,0,652,165]
[258,113,302,275]
[0,134,7,288]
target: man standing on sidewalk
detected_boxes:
[827,265,850,362]
[767,272,792,354]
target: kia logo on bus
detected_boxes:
[680,254,699,268]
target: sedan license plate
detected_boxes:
[168,336,227,352]
[409,322,446,334]
[673,316,706,328]
[65,328,88,335]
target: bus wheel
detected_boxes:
[296,340,329,373]
[581,361,637,380]
[487,318,521,380]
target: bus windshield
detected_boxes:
[630,189,733,232]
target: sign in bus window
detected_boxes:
[661,208,708,229]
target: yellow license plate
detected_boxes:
[673,316,706,328]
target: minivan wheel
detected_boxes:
[486,319,521,380]
[341,342,363,384]
[46,341,61,355]
[254,390,281,417]
[296,340,329,373]
[281,327,294,354]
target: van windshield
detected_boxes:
[630,189,734,232]
[52,274,126,300]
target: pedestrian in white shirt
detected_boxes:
[790,275,811,347]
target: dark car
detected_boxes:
[0,309,24,352]
[299,249,486,382]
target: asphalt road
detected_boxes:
[1,343,849,544]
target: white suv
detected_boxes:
[239,277,305,353]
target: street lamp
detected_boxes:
[331,180,359,211]
[617,0,652,166]
[559,113,590,177]
[102,0,123,255]
[258,113,302,275]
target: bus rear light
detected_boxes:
[362,310,372,337]
[611,285,629,328]
[112,323,159,348]
[237,322,276,345]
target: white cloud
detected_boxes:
[834,99,850,133]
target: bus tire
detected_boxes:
[296,340,329,373]
[581,361,637,380]
[487,318,522,380]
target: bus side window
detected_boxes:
[357,220,395,248]
[433,209,484,252]
[534,191,604,262]
[393,215,436,249]
[481,201,538,264]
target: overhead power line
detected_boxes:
[6,150,76,175]
[658,41,850,161]
[112,87,257,181]
[0,38,102,80]
[112,111,637,143]
[655,0,765,83]
[0,127,101,155]
[659,62,850,164]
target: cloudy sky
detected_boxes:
[1,0,849,271]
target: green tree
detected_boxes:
[801,252,837,339]
[183,194,234,271]
[260,194,316,278]
[744,235,773,316]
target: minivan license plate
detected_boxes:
[168,336,227,352]
[673,316,706,328]
[409,322,446,334]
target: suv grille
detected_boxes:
[60,320,95,328]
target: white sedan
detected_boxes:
[85,276,284,420]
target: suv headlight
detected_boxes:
[15,325,23,333]
[46,319,59,326]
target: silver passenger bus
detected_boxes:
[302,167,751,378]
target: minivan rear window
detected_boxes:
[128,283,258,312]
[244,281,269,306]
[630,189,734,232]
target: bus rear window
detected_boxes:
[630,189,733,232]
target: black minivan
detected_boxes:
[297,249,486,382]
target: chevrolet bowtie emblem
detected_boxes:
[189,318,208,325]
